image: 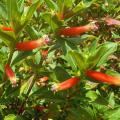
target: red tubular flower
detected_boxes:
[5,64,17,87]
[16,36,49,51]
[105,18,120,26]
[1,26,13,31]
[58,23,98,36]
[52,77,80,92]
[86,70,120,86]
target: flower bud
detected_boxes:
[5,64,17,87]
[52,77,80,92]
[0,26,13,31]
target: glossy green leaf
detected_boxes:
[69,51,86,70]
[88,42,117,68]
[65,53,77,71]
[97,42,117,66]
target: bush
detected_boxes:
[0,0,120,119]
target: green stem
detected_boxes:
[7,48,14,64]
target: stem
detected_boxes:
[7,48,14,64]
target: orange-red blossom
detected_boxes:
[16,36,50,51]
[52,77,80,92]
[5,64,17,87]
[86,70,120,86]
[58,23,98,37]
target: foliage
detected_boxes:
[0,0,120,119]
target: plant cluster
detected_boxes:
[0,0,120,120]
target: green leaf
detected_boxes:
[108,92,115,109]
[18,0,25,12]
[69,51,86,70]
[0,64,4,73]
[88,42,117,68]
[64,0,74,8]
[41,12,60,31]
[0,30,16,45]
[72,0,96,14]
[7,0,20,21]
[106,70,120,77]
[25,25,39,39]
[63,35,96,44]
[30,87,64,103]
[0,2,8,19]
[24,0,40,23]
[45,0,58,10]
[57,0,74,13]
[89,36,101,53]
[7,0,40,35]
[104,107,120,120]
[53,66,71,82]
[34,51,41,65]
[67,107,96,120]
[11,49,39,65]
[4,114,23,120]
[86,90,98,101]
[0,105,7,111]
[65,52,77,71]
[97,42,117,66]
[19,78,31,96]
